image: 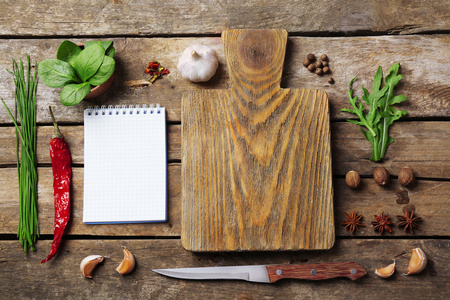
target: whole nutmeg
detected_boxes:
[323,66,330,74]
[320,54,328,61]
[315,68,323,75]
[374,167,390,186]
[399,167,415,187]
[303,59,311,67]
[345,170,361,189]
[314,60,323,68]
[307,64,316,72]
[307,53,316,61]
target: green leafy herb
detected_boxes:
[38,40,115,106]
[1,55,39,253]
[341,63,407,161]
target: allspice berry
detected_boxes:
[303,59,311,67]
[328,77,335,84]
[374,167,390,186]
[398,167,415,187]
[315,60,323,68]
[322,61,329,67]
[307,53,316,61]
[320,54,328,61]
[315,68,323,75]
[323,66,330,74]
[345,170,361,189]
[307,64,316,72]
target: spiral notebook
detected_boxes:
[83,105,167,224]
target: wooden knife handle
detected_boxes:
[266,262,367,282]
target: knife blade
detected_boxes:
[153,262,366,283]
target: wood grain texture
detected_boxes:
[0,0,449,36]
[182,29,333,251]
[1,239,448,299]
[266,262,367,282]
[1,121,448,179]
[1,169,448,237]
[0,35,448,124]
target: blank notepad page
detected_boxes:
[83,105,167,223]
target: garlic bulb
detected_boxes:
[177,44,218,82]
[80,255,104,278]
[116,247,135,275]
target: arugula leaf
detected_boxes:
[341,63,407,161]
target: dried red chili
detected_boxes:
[41,107,72,264]
[144,60,170,83]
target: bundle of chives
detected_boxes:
[1,55,39,253]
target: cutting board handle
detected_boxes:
[222,29,288,95]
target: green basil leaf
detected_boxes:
[74,43,105,82]
[56,40,82,67]
[89,56,115,86]
[60,82,91,106]
[38,59,80,88]
[84,40,113,51]
[106,46,115,58]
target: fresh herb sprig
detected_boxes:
[38,40,115,106]
[1,55,39,253]
[341,63,407,161]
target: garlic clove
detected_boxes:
[116,247,135,275]
[405,248,427,275]
[375,261,395,278]
[80,255,104,278]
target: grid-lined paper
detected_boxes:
[83,105,167,223]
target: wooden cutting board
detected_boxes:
[181,29,334,252]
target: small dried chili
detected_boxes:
[144,60,170,83]
[41,107,72,264]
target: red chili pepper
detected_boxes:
[41,107,72,264]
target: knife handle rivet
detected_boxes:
[276,269,282,275]
[351,269,357,275]
[311,269,317,275]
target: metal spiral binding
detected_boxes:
[85,104,162,116]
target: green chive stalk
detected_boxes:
[1,55,39,253]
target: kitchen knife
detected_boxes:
[153,262,366,283]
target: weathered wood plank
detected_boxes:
[0,0,449,36]
[1,121,448,179]
[1,239,448,299]
[1,167,448,236]
[0,35,449,123]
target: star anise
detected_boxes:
[371,212,393,234]
[397,209,422,233]
[342,211,365,234]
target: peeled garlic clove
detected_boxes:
[177,44,218,82]
[116,247,135,275]
[80,255,104,278]
[405,248,427,275]
[375,261,395,278]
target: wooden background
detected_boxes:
[0,0,449,299]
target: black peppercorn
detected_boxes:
[320,54,328,61]
[303,59,311,67]
[307,53,315,62]
[315,60,323,68]
[315,68,323,75]
[323,66,330,74]
[307,64,316,72]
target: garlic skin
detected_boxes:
[80,255,104,278]
[405,248,427,275]
[116,247,135,275]
[177,45,218,82]
[375,261,395,278]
